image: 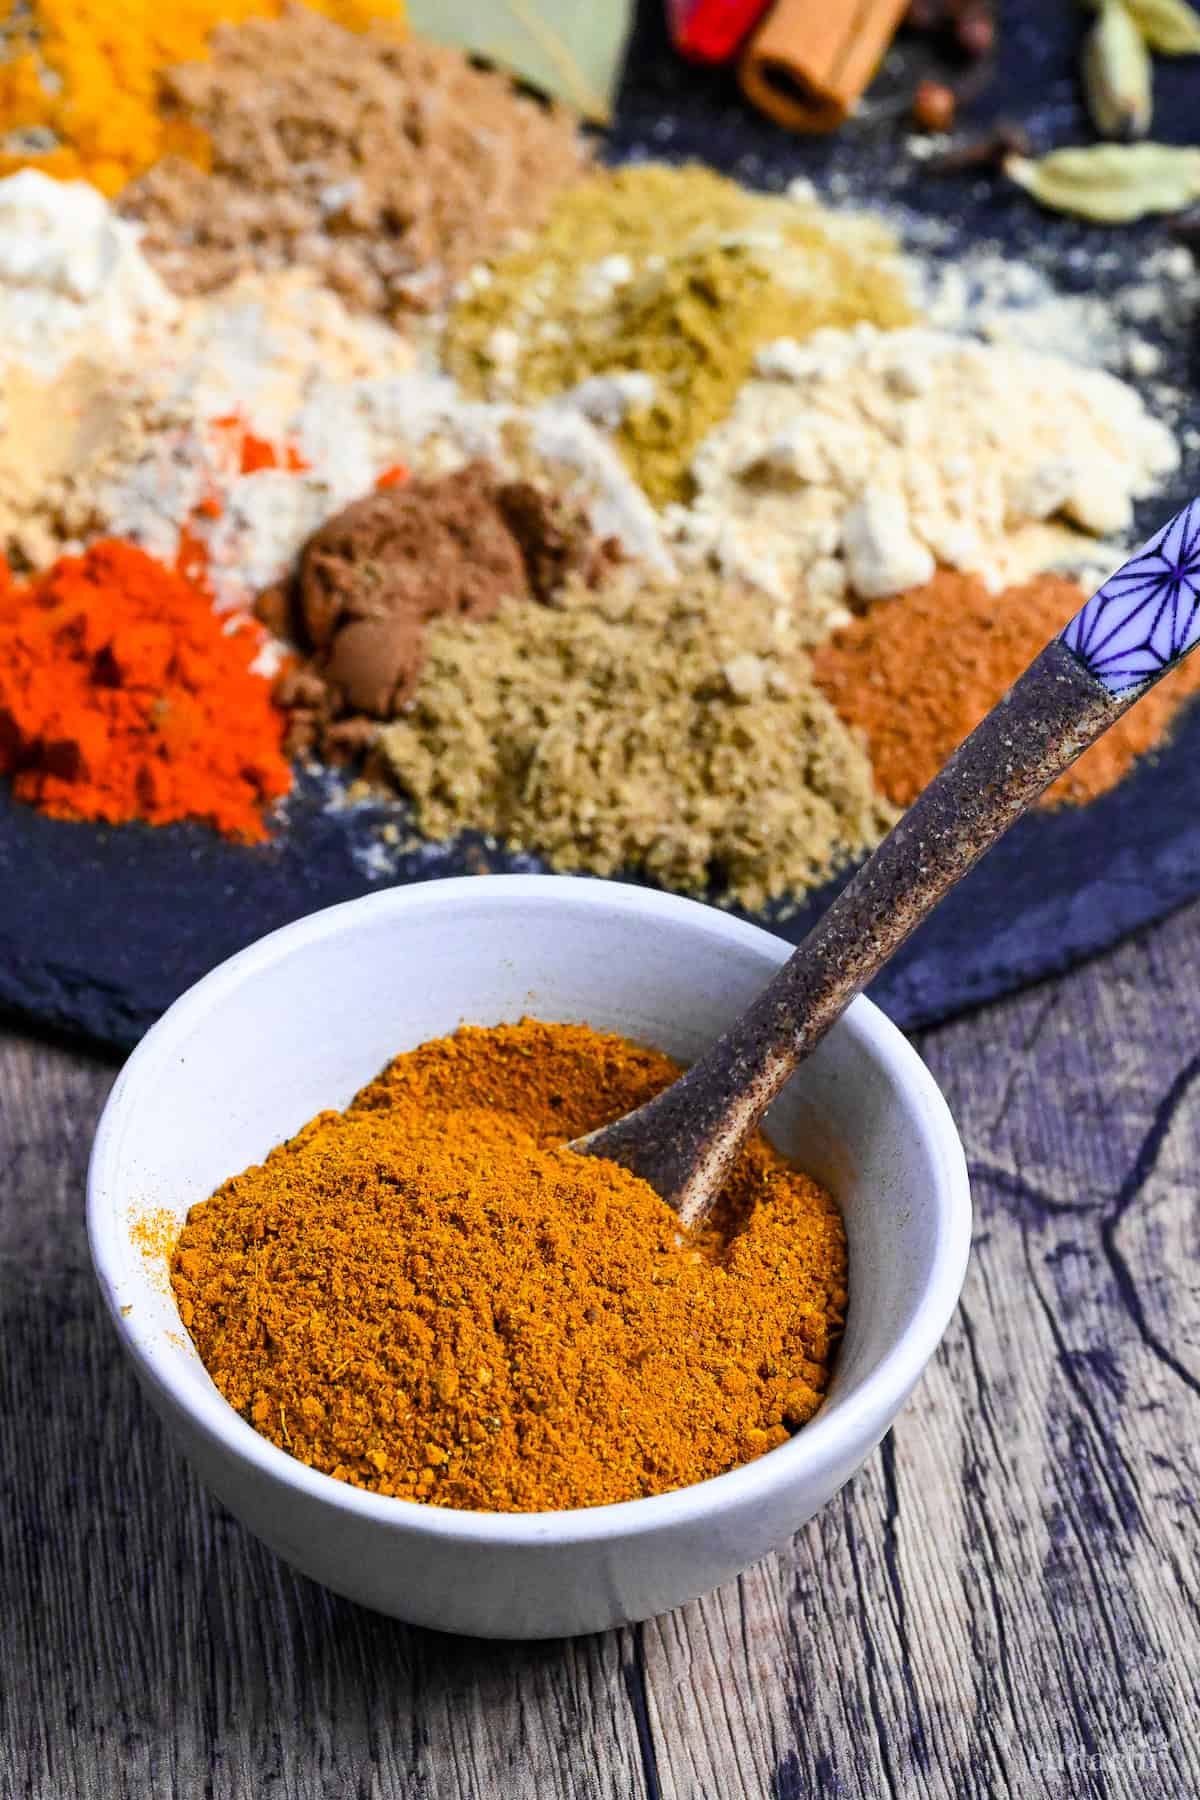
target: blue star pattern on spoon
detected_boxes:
[1061,498,1200,695]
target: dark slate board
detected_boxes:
[3,0,1200,1053]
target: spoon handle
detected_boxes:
[587,497,1200,1225]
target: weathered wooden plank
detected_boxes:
[0,1033,650,1800]
[641,905,1200,1800]
[6,899,1200,1797]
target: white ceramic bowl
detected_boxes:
[88,875,970,1639]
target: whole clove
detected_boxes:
[1167,205,1200,261]
[913,78,957,130]
[952,0,996,58]
[922,120,1033,174]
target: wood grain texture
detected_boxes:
[5,903,1200,1798]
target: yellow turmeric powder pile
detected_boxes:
[0,0,406,195]
[171,1019,848,1512]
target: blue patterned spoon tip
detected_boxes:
[1062,496,1200,696]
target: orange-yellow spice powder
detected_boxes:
[171,1019,848,1512]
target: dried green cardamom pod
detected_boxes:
[1004,142,1200,221]
[1082,0,1200,53]
[1084,0,1153,137]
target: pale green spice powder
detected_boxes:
[380,568,895,912]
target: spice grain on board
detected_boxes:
[674,325,1178,621]
[813,569,1200,810]
[0,539,290,837]
[380,565,894,911]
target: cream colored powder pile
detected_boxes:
[0,265,412,572]
[0,358,153,567]
[0,169,177,376]
[670,324,1180,633]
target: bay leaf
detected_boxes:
[406,0,634,122]
[1081,0,1200,51]
[1004,142,1200,221]
[1083,1,1152,138]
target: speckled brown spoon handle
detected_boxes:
[578,498,1200,1227]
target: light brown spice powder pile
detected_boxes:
[380,567,895,911]
[121,9,591,318]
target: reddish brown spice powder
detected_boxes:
[811,569,1200,810]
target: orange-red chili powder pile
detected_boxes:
[0,539,292,840]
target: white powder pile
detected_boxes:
[670,324,1180,631]
[99,272,421,592]
[0,348,672,605]
[0,263,407,571]
[0,257,415,569]
[0,170,177,374]
[152,269,415,430]
[179,369,673,607]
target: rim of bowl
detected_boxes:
[88,874,971,1546]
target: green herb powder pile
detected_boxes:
[443,163,915,503]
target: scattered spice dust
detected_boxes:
[811,569,1200,810]
[129,1205,180,1293]
[129,1207,179,1261]
[170,1019,848,1512]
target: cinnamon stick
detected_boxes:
[739,0,910,133]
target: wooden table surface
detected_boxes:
[4,900,1200,1800]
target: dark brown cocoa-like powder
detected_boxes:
[268,461,617,758]
[811,569,1200,810]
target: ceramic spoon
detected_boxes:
[576,496,1200,1227]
